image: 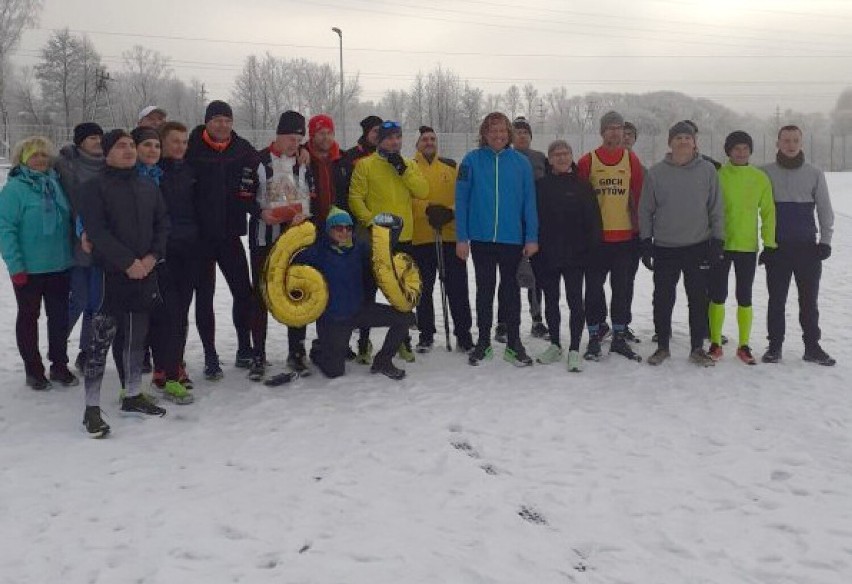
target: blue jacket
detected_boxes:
[455,146,538,245]
[296,234,372,323]
[0,166,74,276]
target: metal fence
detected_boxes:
[4,124,852,171]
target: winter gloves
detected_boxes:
[708,238,725,268]
[11,272,28,287]
[640,238,654,271]
[426,205,454,230]
[758,247,776,266]
[516,257,536,289]
[817,243,831,261]
[386,152,407,176]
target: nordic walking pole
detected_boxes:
[434,229,453,352]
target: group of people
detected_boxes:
[0,100,836,438]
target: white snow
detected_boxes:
[1,172,851,584]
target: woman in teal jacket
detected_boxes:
[0,136,76,390]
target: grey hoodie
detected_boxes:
[639,153,724,248]
[55,144,105,266]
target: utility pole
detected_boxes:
[91,68,116,127]
[332,27,346,146]
[199,83,208,125]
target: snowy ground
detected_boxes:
[1,171,851,584]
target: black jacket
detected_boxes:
[78,166,170,273]
[533,168,602,271]
[185,125,262,240]
[335,139,375,211]
[158,158,200,251]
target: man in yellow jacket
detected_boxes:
[348,120,428,362]
[411,126,473,353]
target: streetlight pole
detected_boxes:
[332,27,346,146]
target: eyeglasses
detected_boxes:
[381,121,401,130]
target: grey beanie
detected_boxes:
[668,121,696,142]
[599,111,624,133]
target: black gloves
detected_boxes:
[386,152,407,175]
[758,246,776,266]
[426,205,454,230]
[817,243,831,261]
[640,238,654,271]
[237,166,259,200]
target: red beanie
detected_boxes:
[309,114,335,138]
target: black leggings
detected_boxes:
[708,251,757,306]
[539,265,585,351]
[195,237,254,356]
[471,241,523,347]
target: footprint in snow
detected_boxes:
[518,505,548,525]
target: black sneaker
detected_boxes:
[415,336,434,354]
[49,364,80,387]
[530,321,549,339]
[74,351,87,374]
[248,355,265,381]
[583,336,602,361]
[25,373,51,391]
[345,347,357,361]
[689,347,716,367]
[234,348,253,369]
[610,332,642,362]
[494,323,508,344]
[624,327,641,343]
[504,343,534,367]
[83,406,110,438]
[468,343,494,366]
[371,360,406,380]
[120,394,166,417]
[287,351,311,375]
[204,354,224,380]
[803,344,836,366]
[141,349,153,374]
[761,344,782,364]
[456,334,475,354]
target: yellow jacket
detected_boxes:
[412,151,458,245]
[348,152,428,242]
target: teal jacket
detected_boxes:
[0,165,74,276]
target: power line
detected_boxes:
[24,28,852,60]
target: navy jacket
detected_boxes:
[296,234,373,323]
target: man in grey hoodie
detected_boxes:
[639,121,725,367]
[55,122,105,373]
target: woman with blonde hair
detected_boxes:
[0,136,77,390]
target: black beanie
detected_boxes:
[130,126,160,145]
[419,125,435,135]
[277,111,306,136]
[513,116,532,135]
[360,115,383,135]
[205,100,233,123]
[101,129,132,156]
[724,130,753,155]
[73,122,103,146]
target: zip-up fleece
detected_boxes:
[761,160,833,245]
[639,153,724,248]
[455,146,538,245]
[717,162,775,252]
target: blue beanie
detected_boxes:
[326,206,353,231]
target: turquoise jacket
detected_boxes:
[0,165,74,276]
[455,146,538,245]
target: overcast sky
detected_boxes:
[12,0,852,117]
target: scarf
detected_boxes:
[776,150,805,169]
[202,129,232,153]
[135,162,164,186]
